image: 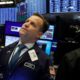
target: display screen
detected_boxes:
[5,21,23,46]
[5,21,23,36]
[49,0,80,13]
[26,0,47,17]
[40,25,54,40]
[37,40,52,55]
[5,35,19,46]
[49,0,79,13]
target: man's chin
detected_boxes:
[19,29,26,35]
[19,32,25,37]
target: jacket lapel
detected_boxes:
[16,43,39,66]
[6,42,19,65]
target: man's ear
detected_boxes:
[37,32,43,38]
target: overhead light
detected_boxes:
[0,1,14,5]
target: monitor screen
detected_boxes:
[49,0,79,13]
[37,40,52,55]
[40,25,54,40]
[5,35,19,46]
[5,21,23,36]
[51,41,57,52]
[26,0,47,17]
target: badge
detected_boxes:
[7,50,11,54]
[24,62,35,70]
[28,49,38,61]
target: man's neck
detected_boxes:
[20,38,36,44]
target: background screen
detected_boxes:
[5,21,23,36]
[5,35,19,46]
[37,40,52,55]
[40,25,54,40]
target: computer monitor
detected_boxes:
[40,25,54,41]
[49,0,79,13]
[5,21,23,36]
[5,35,19,46]
[5,21,23,46]
[37,40,52,55]
[37,25,55,55]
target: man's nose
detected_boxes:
[25,22,30,28]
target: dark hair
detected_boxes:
[33,13,49,33]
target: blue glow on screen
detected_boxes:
[5,35,19,46]
[40,25,54,40]
[5,21,23,36]
[49,0,79,13]
[37,40,52,55]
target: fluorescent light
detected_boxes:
[0,1,14,5]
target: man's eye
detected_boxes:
[26,20,29,22]
[31,22,36,28]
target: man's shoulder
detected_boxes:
[1,41,18,52]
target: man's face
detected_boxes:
[19,15,43,41]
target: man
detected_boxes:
[55,47,80,80]
[0,13,50,80]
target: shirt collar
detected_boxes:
[18,41,34,49]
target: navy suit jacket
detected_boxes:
[0,41,50,80]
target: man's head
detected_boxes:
[33,13,49,33]
[19,13,49,43]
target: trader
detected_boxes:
[0,13,50,80]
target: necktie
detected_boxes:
[9,44,26,69]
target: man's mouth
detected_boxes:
[21,27,27,31]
